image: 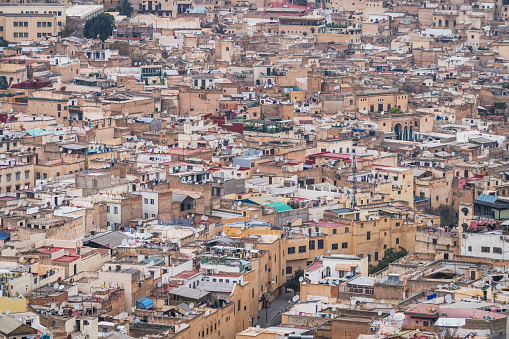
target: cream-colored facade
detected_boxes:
[0,4,65,42]
[0,14,58,42]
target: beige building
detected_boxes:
[356,88,409,113]
[0,4,65,42]
[0,14,58,42]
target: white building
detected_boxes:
[461,231,509,259]
[66,5,104,21]
[304,254,368,285]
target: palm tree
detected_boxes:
[116,0,134,17]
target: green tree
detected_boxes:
[84,13,115,41]
[110,41,131,56]
[0,39,10,47]
[215,24,227,35]
[284,268,304,292]
[59,25,76,38]
[368,247,408,275]
[116,0,134,17]
[431,205,458,227]
[389,106,403,114]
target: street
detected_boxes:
[256,292,294,328]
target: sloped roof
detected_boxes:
[168,285,210,299]
[267,202,293,212]
[0,316,37,335]
[83,231,131,249]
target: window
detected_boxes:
[144,198,148,204]
[468,246,472,251]
[286,266,292,274]
[333,229,337,234]
[318,239,324,249]
[342,242,348,249]
[107,206,110,213]
[367,231,371,240]
[288,247,295,254]
[494,247,502,254]
[332,243,338,250]
[114,207,118,214]
[25,171,29,179]
[481,247,490,253]
[6,174,11,182]
[14,22,18,27]
[375,252,378,261]
[396,238,400,245]
[345,227,349,233]
[150,199,155,205]
[298,246,306,253]
[309,240,315,250]
[432,239,437,245]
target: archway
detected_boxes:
[394,123,402,140]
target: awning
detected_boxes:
[335,263,354,271]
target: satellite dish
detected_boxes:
[496,284,502,290]
[121,239,128,245]
[395,329,400,334]
[138,220,142,225]
[390,310,395,316]
[189,303,195,308]
[298,276,304,282]
[254,214,258,219]
[328,250,331,254]
[241,225,245,230]
[497,267,501,272]
[74,303,80,310]
[255,325,260,331]
[256,169,260,173]
[51,303,56,309]
[438,284,442,289]
[149,260,155,266]
[107,226,112,231]
[381,299,385,304]
[157,282,162,288]
[54,283,59,290]
[237,201,242,206]
[427,221,433,226]
[451,152,456,156]
[293,295,300,302]
[195,233,199,238]
[221,232,226,236]
[237,230,242,235]
[377,311,382,316]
